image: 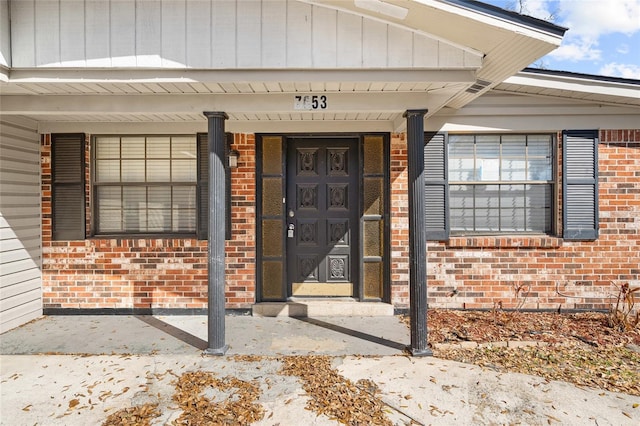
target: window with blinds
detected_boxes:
[93,136,198,234]
[447,134,554,234]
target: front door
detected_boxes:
[286,138,359,297]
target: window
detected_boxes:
[447,134,554,234]
[93,136,198,234]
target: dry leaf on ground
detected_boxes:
[410,310,640,396]
[102,403,160,426]
[280,355,393,426]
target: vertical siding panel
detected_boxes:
[311,5,336,67]
[110,0,136,67]
[463,50,482,68]
[362,19,387,67]
[35,0,60,66]
[286,0,312,67]
[237,0,261,67]
[161,0,186,67]
[336,12,361,68]
[11,0,35,67]
[60,0,85,67]
[85,0,111,67]
[387,25,412,67]
[439,42,464,67]
[186,0,211,68]
[0,117,42,333]
[1,0,12,67]
[136,0,162,66]
[413,34,438,67]
[261,0,286,68]
[211,0,236,68]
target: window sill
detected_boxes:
[444,235,563,249]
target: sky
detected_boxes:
[482,0,640,79]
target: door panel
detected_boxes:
[286,138,359,297]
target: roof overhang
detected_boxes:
[497,69,640,108]
[429,68,640,132]
[0,0,566,133]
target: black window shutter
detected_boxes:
[52,134,85,240]
[562,130,599,240]
[424,132,449,240]
[197,133,232,240]
[197,133,209,240]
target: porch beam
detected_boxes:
[0,91,463,116]
[6,68,477,84]
[404,108,432,357]
[203,111,229,356]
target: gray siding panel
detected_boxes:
[0,0,10,67]
[0,117,42,333]
[9,0,481,69]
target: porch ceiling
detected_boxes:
[0,69,475,133]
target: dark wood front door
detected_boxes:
[286,138,359,297]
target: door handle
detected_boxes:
[287,223,295,238]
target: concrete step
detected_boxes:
[252,301,394,317]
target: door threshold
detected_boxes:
[252,301,394,317]
[287,297,357,302]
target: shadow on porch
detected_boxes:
[0,313,409,356]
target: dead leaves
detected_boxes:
[408,309,640,396]
[102,403,160,426]
[280,355,392,426]
[436,343,640,396]
[412,309,640,347]
[172,371,264,425]
[103,369,265,425]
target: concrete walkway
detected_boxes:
[1,315,639,425]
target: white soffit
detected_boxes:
[498,72,640,108]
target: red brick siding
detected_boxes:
[42,134,256,310]
[42,130,639,311]
[419,130,640,311]
[390,133,410,306]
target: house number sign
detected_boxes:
[294,95,328,110]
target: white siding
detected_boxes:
[0,117,42,333]
[0,0,10,67]
[9,0,482,69]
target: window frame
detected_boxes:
[91,134,200,237]
[447,133,557,236]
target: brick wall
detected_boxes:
[389,133,410,306]
[42,129,638,312]
[41,134,256,311]
[422,129,640,311]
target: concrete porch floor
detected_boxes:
[0,313,409,357]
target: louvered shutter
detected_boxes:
[197,133,209,240]
[196,133,232,240]
[424,132,449,240]
[562,130,599,240]
[52,134,85,240]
